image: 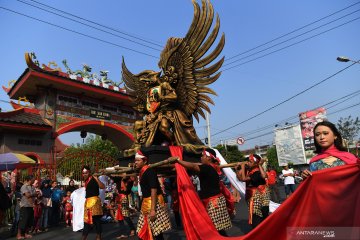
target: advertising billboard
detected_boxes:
[299,107,327,162]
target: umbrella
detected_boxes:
[0,153,36,171]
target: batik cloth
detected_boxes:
[246,185,270,224]
[137,194,171,239]
[202,194,232,231]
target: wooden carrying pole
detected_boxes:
[97,156,179,176]
[97,158,239,177]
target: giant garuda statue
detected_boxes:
[122,0,225,155]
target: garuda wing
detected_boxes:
[121,57,148,112]
[158,0,225,122]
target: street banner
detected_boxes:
[274,124,306,166]
[299,107,327,162]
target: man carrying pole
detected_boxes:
[175,148,232,236]
[81,166,105,240]
[134,151,171,240]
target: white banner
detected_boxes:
[225,139,238,146]
[274,124,306,166]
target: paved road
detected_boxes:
[2,184,289,240]
[3,201,248,240]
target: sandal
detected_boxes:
[24,234,33,239]
[16,236,25,240]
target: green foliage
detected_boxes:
[83,135,121,159]
[214,144,244,163]
[337,115,360,143]
[266,146,281,172]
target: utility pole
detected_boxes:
[206,108,211,147]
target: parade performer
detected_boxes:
[115,177,136,239]
[236,154,269,229]
[134,151,171,240]
[63,190,73,227]
[302,121,359,178]
[81,166,105,240]
[175,148,232,236]
[70,182,85,232]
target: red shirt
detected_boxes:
[267,170,277,185]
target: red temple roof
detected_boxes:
[6,53,134,105]
[0,107,52,129]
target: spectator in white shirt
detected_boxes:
[282,164,295,199]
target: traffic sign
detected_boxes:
[237,137,245,145]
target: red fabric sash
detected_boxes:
[84,176,92,188]
[245,185,267,225]
[115,193,126,221]
[115,204,124,221]
[219,181,235,216]
[247,167,260,177]
[202,193,222,209]
[140,165,150,179]
[310,145,359,164]
[138,215,153,240]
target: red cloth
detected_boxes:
[171,145,360,240]
[219,181,235,216]
[63,196,73,211]
[138,215,152,240]
[242,163,360,240]
[33,204,42,218]
[115,204,124,221]
[310,145,359,164]
[169,146,222,240]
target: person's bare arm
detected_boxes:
[258,159,267,179]
[176,159,201,172]
[93,176,105,189]
[149,188,157,222]
[236,162,250,181]
[301,169,312,179]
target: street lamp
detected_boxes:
[336,56,360,64]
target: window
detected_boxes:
[58,95,77,104]
[18,138,42,146]
[102,105,117,112]
[82,101,99,109]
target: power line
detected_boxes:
[218,102,360,144]
[241,90,360,137]
[225,1,360,62]
[212,90,360,142]
[223,8,360,68]
[27,0,163,48]
[222,16,360,72]
[0,7,158,59]
[16,0,162,52]
[212,62,358,137]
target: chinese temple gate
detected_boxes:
[1,52,139,167]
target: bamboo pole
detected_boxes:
[96,156,179,176]
[97,158,239,177]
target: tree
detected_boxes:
[336,115,360,143]
[214,144,244,163]
[266,146,281,172]
[63,134,121,159]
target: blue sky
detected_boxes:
[1,0,359,150]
